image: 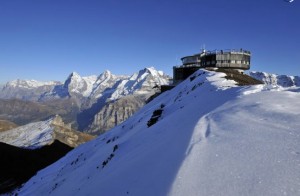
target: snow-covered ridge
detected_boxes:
[0,115,94,149]
[14,69,300,196]
[0,79,61,101]
[5,79,61,89]
[0,118,54,149]
[250,71,300,87]
[62,72,99,97]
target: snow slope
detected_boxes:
[14,69,300,196]
[0,116,94,149]
[0,119,54,149]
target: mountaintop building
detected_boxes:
[173,49,251,84]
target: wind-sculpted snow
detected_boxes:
[14,69,300,196]
[170,86,300,196]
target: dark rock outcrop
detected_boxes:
[0,140,72,194]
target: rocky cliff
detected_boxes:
[51,115,95,147]
[87,95,147,134]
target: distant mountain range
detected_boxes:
[250,71,300,87]
[1,67,169,107]
[0,67,170,134]
[0,79,61,101]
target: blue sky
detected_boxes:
[0,0,299,83]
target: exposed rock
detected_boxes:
[206,68,263,86]
[0,140,72,194]
[87,95,147,134]
[0,120,18,132]
[51,115,95,147]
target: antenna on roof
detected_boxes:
[201,44,206,53]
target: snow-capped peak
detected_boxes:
[99,70,112,78]
[250,71,300,87]
[139,67,166,78]
[95,70,115,83]
[62,72,98,97]
[109,67,170,100]
[145,66,164,75]
[64,72,82,86]
[69,71,81,78]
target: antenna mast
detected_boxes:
[201,44,206,53]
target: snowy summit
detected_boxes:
[13,69,300,196]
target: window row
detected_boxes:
[201,60,250,65]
